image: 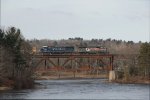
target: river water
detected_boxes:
[0,79,149,99]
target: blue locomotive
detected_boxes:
[40,46,74,54]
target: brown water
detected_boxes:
[0,79,149,99]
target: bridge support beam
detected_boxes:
[57,58,60,79]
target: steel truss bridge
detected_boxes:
[32,53,138,78]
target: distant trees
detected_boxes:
[68,37,83,41]
[53,41,58,46]
[126,41,134,45]
[119,42,150,80]
[0,27,34,89]
[138,42,150,77]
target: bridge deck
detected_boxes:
[33,54,114,58]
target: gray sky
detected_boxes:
[1,0,150,42]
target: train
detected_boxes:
[40,46,108,54]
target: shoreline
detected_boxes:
[0,86,12,91]
[1,79,149,91]
[1,75,149,91]
[35,75,150,84]
[36,77,108,80]
[35,74,108,80]
[112,79,150,85]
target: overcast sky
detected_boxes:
[1,0,150,42]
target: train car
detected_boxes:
[78,46,108,54]
[40,46,74,54]
[50,46,74,54]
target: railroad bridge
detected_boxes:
[32,53,138,79]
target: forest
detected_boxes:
[0,27,150,90]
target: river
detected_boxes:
[0,79,149,99]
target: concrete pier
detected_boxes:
[109,71,116,82]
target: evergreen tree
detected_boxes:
[0,27,34,89]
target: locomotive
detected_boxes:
[78,46,108,54]
[40,46,108,54]
[40,46,74,54]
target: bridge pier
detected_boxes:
[109,70,116,82]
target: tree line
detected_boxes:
[0,27,34,89]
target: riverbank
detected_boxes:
[0,86,12,91]
[35,71,150,84]
[0,78,34,91]
[113,76,150,84]
[0,79,14,91]
[35,71,108,80]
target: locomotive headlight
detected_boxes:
[86,48,90,51]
